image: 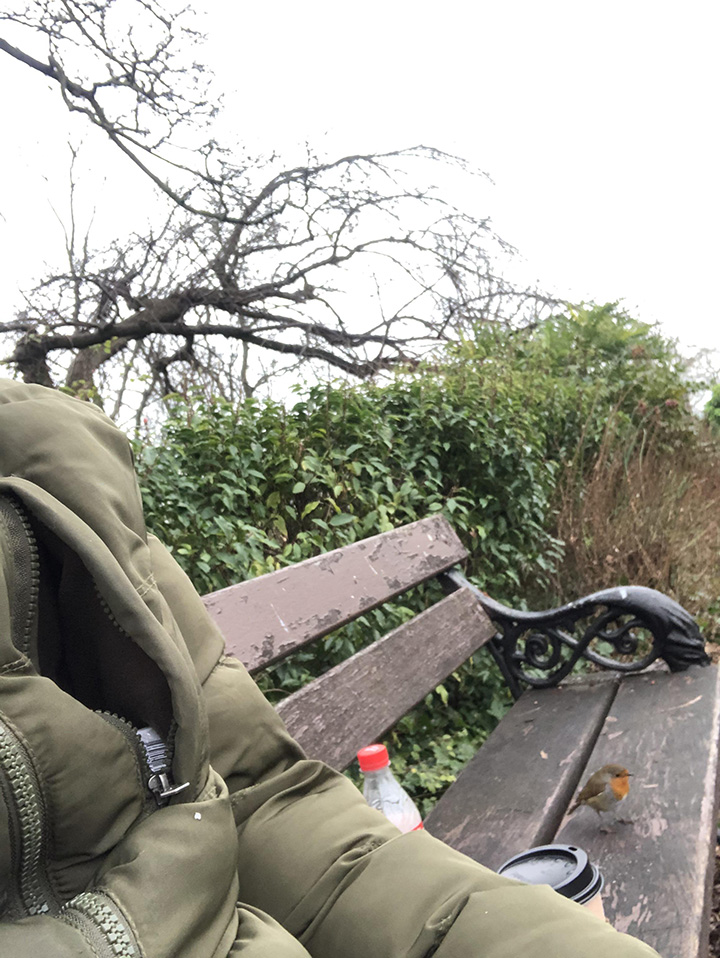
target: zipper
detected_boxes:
[60,890,141,957]
[0,708,148,952]
[0,713,58,918]
[136,725,190,806]
[0,706,152,953]
[0,494,40,667]
[97,712,189,808]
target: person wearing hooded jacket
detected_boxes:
[0,378,661,958]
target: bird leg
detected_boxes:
[596,810,614,834]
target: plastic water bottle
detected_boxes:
[357,744,424,832]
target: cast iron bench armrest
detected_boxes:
[441,569,710,699]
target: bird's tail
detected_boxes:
[568,801,580,815]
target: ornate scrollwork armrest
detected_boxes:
[441,570,710,699]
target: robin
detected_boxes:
[569,763,633,828]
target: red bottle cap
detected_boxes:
[357,744,390,771]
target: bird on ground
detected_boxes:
[569,764,633,828]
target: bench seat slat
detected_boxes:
[555,666,720,958]
[275,587,494,770]
[423,676,619,869]
[203,515,467,672]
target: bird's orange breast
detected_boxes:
[610,776,630,800]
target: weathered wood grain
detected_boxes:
[555,666,720,958]
[202,515,467,672]
[275,587,494,770]
[424,675,620,869]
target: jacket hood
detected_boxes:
[0,378,207,797]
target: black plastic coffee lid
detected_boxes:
[497,844,603,904]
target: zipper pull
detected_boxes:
[136,727,190,807]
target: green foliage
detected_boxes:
[450,302,694,471]
[135,366,566,601]
[134,302,698,810]
[706,383,720,433]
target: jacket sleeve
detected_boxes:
[149,538,661,958]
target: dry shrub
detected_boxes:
[552,418,720,641]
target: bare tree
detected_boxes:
[0,0,556,419]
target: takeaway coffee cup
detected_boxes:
[497,844,606,921]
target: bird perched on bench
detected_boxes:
[569,764,632,828]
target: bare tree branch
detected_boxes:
[0,0,560,422]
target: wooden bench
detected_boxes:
[201,515,719,958]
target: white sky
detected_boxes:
[1,0,719,375]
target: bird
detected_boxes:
[569,764,633,828]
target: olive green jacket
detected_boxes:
[0,379,660,957]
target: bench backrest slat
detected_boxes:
[202,515,467,672]
[275,587,494,770]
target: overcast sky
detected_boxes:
[1,0,718,374]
